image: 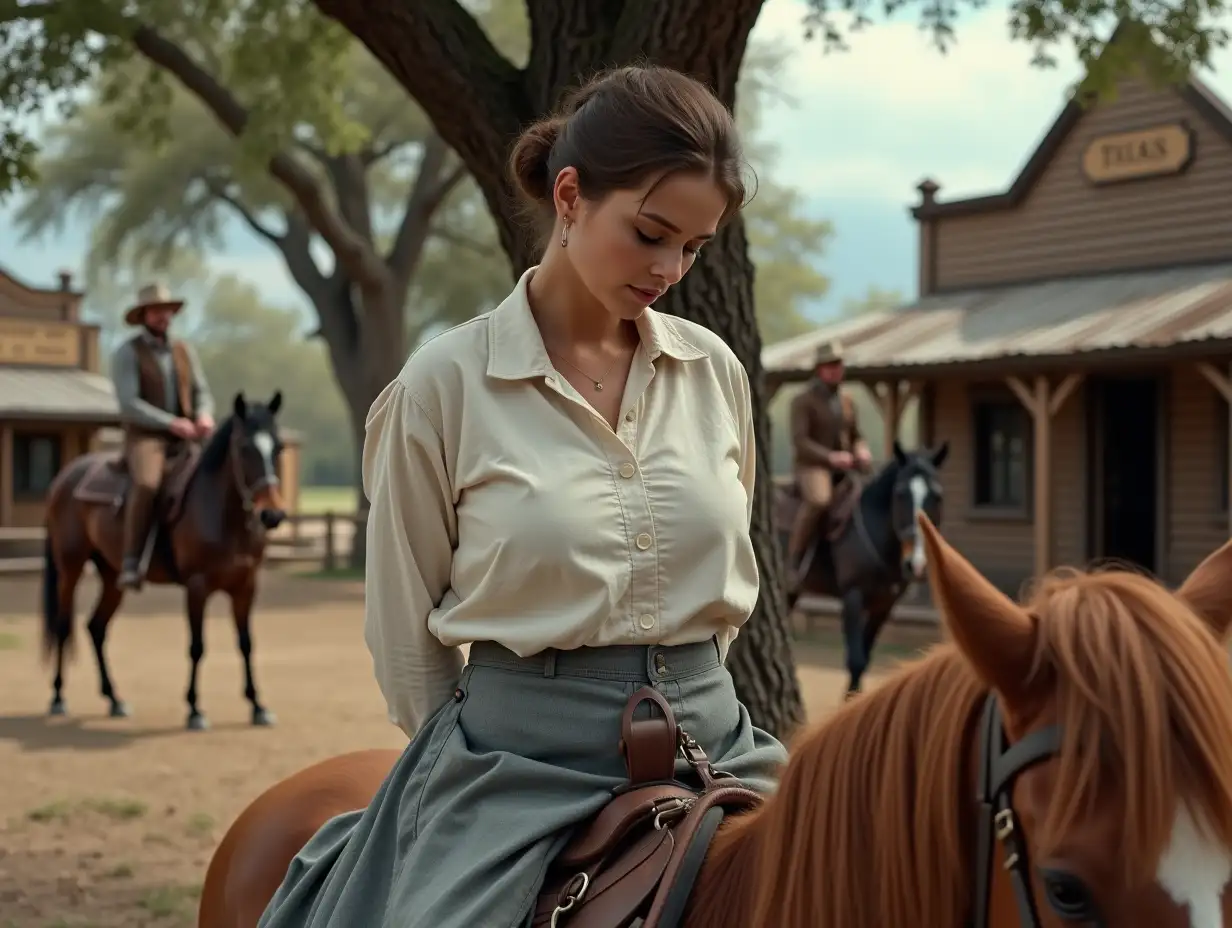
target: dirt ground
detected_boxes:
[0,568,918,928]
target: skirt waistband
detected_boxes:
[466,637,721,683]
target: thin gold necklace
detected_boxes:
[548,349,623,392]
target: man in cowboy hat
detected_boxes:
[786,339,872,587]
[110,282,216,590]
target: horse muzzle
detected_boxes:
[259,508,286,530]
[900,538,928,581]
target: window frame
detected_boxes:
[969,387,1033,521]
[12,431,64,501]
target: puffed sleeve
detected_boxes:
[361,378,464,738]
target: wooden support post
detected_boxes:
[0,425,11,528]
[1004,373,1083,578]
[873,380,921,457]
[1196,362,1232,539]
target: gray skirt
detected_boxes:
[257,637,787,928]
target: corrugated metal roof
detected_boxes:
[0,367,120,421]
[763,263,1232,374]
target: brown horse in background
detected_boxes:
[41,391,288,731]
[199,513,1232,927]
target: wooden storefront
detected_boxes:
[0,268,117,529]
[764,49,1232,597]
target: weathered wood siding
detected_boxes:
[932,79,1232,291]
[923,366,1226,595]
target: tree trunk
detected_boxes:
[311,0,804,739]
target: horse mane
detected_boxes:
[198,415,236,473]
[689,563,1232,928]
[689,645,985,928]
[1020,566,1232,882]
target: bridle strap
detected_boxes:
[971,694,1063,928]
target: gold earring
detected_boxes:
[560,219,571,248]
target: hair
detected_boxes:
[508,65,753,232]
[684,564,1232,928]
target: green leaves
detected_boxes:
[800,0,1228,100]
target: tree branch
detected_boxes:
[128,23,384,286]
[309,0,528,214]
[428,225,496,258]
[385,134,466,290]
[200,174,284,245]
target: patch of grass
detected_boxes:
[104,862,135,879]
[185,811,215,837]
[137,883,202,919]
[296,565,364,581]
[298,486,355,515]
[0,631,20,650]
[82,797,147,821]
[27,800,73,823]
[28,796,147,824]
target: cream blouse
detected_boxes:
[362,268,759,736]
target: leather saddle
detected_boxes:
[533,688,763,928]
[823,473,863,543]
[73,444,201,525]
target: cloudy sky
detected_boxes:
[2,0,1231,324]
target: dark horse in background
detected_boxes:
[780,440,948,696]
[40,391,288,731]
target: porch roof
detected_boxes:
[0,367,121,423]
[764,262,1232,381]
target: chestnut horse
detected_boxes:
[41,391,288,731]
[200,513,1232,927]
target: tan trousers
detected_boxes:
[122,435,167,565]
[787,467,833,566]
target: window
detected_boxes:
[13,432,62,499]
[973,399,1030,510]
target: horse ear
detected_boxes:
[1177,536,1232,641]
[893,440,908,466]
[268,391,282,415]
[930,440,949,468]
[233,392,247,419]
[916,512,1040,713]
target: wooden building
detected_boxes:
[764,56,1232,596]
[0,268,117,529]
[0,266,305,535]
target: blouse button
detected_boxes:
[635,533,652,550]
[619,462,636,479]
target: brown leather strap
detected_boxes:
[619,687,678,784]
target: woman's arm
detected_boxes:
[362,378,464,738]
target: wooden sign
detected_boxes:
[1081,123,1195,185]
[0,319,80,367]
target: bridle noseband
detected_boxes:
[972,693,1062,928]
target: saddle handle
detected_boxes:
[619,687,679,784]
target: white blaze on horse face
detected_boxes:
[252,431,278,485]
[1156,804,1232,927]
[908,475,929,577]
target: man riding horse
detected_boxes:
[110,282,216,591]
[786,339,872,593]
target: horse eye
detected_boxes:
[1040,869,1097,920]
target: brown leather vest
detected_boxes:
[131,335,195,421]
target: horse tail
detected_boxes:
[41,533,70,664]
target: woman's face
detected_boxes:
[556,169,728,321]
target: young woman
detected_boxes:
[258,64,788,928]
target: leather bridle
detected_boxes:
[971,693,1063,928]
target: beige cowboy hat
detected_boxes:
[124,282,185,326]
[813,339,844,366]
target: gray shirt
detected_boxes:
[110,332,215,432]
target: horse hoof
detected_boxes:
[843,689,861,703]
[251,708,276,727]
[186,713,210,731]
[48,699,67,717]
[109,701,131,719]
